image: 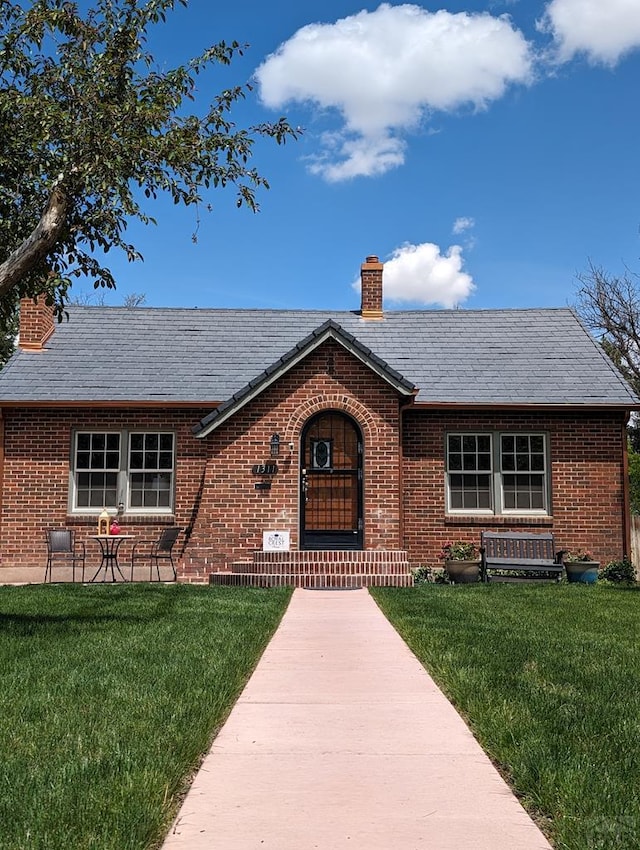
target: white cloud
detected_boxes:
[540,0,640,65]
[453,217,475,235]
[353,242,475,308]
[256,4,532,181]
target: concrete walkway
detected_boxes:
[162,588,553,850]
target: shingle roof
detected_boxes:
[0,305,637,408]
[193,319,417,436]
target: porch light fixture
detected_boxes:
[270,433,280,457]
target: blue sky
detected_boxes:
[77,0,640,313]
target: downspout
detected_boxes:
[622,413,631,560]
[0,410,4,550]
[398,394,417,553]
[398,401,404,550]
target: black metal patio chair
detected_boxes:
[44,528,86,583]
[130,527,182,581]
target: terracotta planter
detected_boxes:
[565,560,600,584]
[445,559,480,584]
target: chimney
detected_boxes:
[360,255,383,320]
[18,296,55,350]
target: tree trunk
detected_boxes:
[0,185,69,299]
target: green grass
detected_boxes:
[370,583,640,850]
[0,583,292,850]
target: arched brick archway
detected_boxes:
[299,410,363,550]
[284,394,378,448]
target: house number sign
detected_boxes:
[252,463,278,475]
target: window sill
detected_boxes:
[444,514,553,527]
[67,514,176,526]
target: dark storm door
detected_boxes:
[300,412,363,550]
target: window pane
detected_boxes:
[462,453,477,471]
[462,435,476,452]
[449,473,491,511]
[478,488,492,509]
[105,452,120,469]
[144,450,158,468]
[449,453,462,471]
[502,471,545,512]
[91,451,104,468]
[447,435,492,511]
[74,434,120,510]
[501,435,514,453]
[127,436,174,511]
[478,452,492,471]
[106,433,120,451]
[531,454,545,471]
[477,435,491,453]
[530,435,544,453]
[76,452,90,470]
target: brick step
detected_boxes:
[209,572,414,589]
[230,560,411,575]
[254,549,409,565]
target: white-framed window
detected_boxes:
[446,432,549,515]
[71,430,175,513]
[499,434,547,511]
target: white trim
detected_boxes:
[445,431,550,516]
[69,429,175,515]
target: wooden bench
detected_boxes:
[480,531,564,582]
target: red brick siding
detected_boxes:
[402,409,628,567]
[186,340,403,563]
[0,357,629,576]
[0,408,210,569]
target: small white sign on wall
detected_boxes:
[263,530,290,552]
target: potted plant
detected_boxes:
[563,550,600,584]
[441,540,480,584]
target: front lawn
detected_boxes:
[0,583,292,850]
[371,583,640,850]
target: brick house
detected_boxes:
[0,255,637,585]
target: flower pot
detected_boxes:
[445,559,480,584]
[565,561,599,584]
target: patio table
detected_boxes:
[90,535,134,582]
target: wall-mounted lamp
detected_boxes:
[270,433,280,458]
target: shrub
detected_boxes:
[600,557,637,584]
[412,566,448,584]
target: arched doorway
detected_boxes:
[300,411,363,550]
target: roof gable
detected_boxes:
[192,319,416,437]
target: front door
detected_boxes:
[300,411,363,550]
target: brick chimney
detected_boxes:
[360,255,383,320]
[19,296,55,350]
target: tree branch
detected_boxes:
[0,184,70,299]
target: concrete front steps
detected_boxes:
[208,550,414,589]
